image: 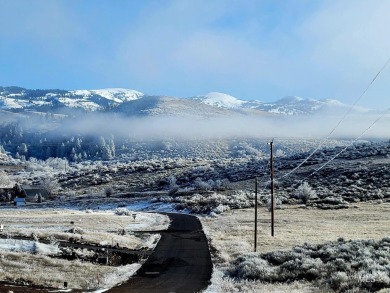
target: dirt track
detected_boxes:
[108,213,212,293]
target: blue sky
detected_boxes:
[1,0,390,109]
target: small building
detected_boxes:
[21,185,49,200]
[14,197,26,206]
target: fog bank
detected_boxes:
[56,112,390,140]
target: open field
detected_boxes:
[0,209,169,248]
[0,208,170,290]
[201,202,390,292]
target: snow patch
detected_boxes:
[0,239,60,255]
[196,92,245,109]
[72,88,144,103]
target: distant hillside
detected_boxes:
[0,86,372,117]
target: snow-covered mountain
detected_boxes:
[0,87,144,112]
[0,86,372,117]
[193,92,372,115]
[255,96,337,115]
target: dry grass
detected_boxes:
[202,202,390,259]
[0,208,169,289]
[204,268,320,293]
[201,202,390,292]
[0,251,141,289]
[0,209,169,249]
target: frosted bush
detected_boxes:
[328,271,349,291]
[214,204,230,214]
[230,253,276,281]
[194,178,212,191]
[163,191,254,214]
[105,186,114,197]
[295,182,317,204]
[67,226,85,234]
[358,270,390,290]
[229,238,390,292]
[115,207,131,216]
[265,196,282,211]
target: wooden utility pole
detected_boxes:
[254,177,258,252]
[270,140,275,237]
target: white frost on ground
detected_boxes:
[125,211,170,231]
[203,267,315,293]
[0,208,170,290]
[0,239,60,255]
[99,263,142,291]
[126,200,177,213]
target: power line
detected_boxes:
[303,110,389,180]
[276,56,390,181]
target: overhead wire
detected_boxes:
[276,56,390,181]
[302,109,389,181]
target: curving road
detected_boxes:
[108,213,212,293]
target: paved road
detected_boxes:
[108,213,212,293]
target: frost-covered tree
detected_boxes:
[98,136,114,160]
[0,171,11,188]
[18,143,28,156]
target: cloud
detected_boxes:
[113,0,390,106]
[295,0,390,100]
[2,0,390,109]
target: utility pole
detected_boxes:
[269,140,275,237]
[254,177,258,252]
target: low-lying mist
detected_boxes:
[51,112,390,141]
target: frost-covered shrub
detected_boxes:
[66,227,85,234]
[295,182,317,204]
[318,196,346,205]
[230,253,276,281]
[194,178,212,191]
[105,186,114,197]
[265,195,282,211]
[167,175,179,195]
[358,270,390,291]
[328,271,350,291]
[114,207,131,216]
[229,238,390,292]
[160,190,254,215]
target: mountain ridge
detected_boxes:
[0,86,372,117]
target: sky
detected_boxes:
[1,0,390,109]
